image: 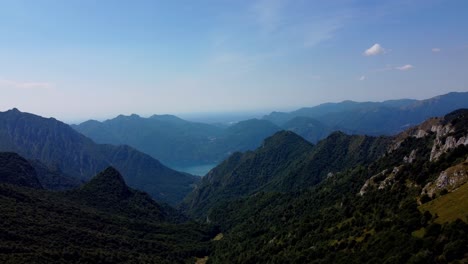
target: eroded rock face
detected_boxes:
[359,167,401,196]
[403,150,417,164]
[430,134,468,161]
[415,130,428,138]
[422,161,468,197]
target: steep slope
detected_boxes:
[263,92,468,135]
[0,167,214,263]
[204,110,468,263]
[0,108,198,204]
[182,131,313,218]
[28,159,82,190]
[182,130,390,219]
[0,152,42,189]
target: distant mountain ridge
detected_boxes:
[0,108,198,204]
[263,92,468,135]
[73,92,468,169]
[73,115,281,167]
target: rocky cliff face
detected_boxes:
[422,160,468,197]
[360,109,468,197]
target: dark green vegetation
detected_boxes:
[182,109,468,263]
[264,91,468,135]
[0,164,214,263]
[1,107,468,263]
[182,131,390,219]
[28,159,82,190]
[73,115,281,168]
[0,108,198,204]
[0,152,42,189]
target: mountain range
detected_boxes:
[73,92,468,169]
[1,107,467,263]
[72,115,281,168]
[0,108,197,204]
[182,109,468,263]
[264,91,468,135]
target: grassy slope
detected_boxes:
[420,183,468,224]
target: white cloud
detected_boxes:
[432,48,441,52]
[359,75,366,81]
[364,43,385,56]
[395,64,414,71]
[0,78,54,89]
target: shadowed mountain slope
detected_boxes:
[0,108,198,204]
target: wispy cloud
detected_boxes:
[359,75,366,81]
[395,64,414,71]
[432,48,441,52]
[302,19,343,48]
[252,0,285,33]
[371,64,414,72]
[0,78,54,89]
[364,43,385,56]
[250,0,348,48]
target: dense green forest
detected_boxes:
[184,109,468,263]
[0,163,215,263]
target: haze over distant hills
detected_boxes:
[73,92,468,170]
[263,92,468,135]
[73,116,282,168]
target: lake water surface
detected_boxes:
[173,163,218,176]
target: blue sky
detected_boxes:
[0,0,467,122]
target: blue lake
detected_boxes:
[173,163,218,176]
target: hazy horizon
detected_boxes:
[3,90,467,125]
[1,0,467,122]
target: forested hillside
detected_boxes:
[185,110,468,263]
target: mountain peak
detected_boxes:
[262,130,312,150]
[78,167,131,201]
[0,152,42,189]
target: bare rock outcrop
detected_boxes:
[422,161,468,197]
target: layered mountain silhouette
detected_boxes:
[0,108,198,204]
[73,92,468,169]
[264,91,468,135]
[73,115,281,167]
